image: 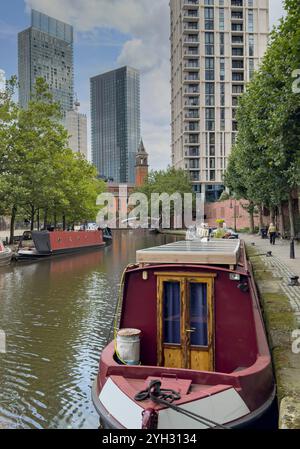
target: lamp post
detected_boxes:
[230,199,237,232]
[234,199,237,233]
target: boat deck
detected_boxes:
[136,239,241,266]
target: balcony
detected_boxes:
[183,0,199,9]
[183,11,199,21]
[183,87,200,96]
[183,62,200,71]
[231,23,244,33]
[184,99,199,107]
[184,141,199,147]
[183,23,199,33]
[184,126,199,134]
[183,49,199,58]
[183,37,200,45]
[231,0,243,7]
[231,36,244,46]
[185,112,200,120]
[183,75,200,83]
[184,149,200,158]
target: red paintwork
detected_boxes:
[49,231,104,252]
[95,241,274,424]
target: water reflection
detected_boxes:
[0,231,177,429]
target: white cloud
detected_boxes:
[25,0,170,170]
[270,0,286,27]
[25,0,286,171]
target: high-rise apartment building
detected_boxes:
[90,66,141,184]
[66,101,88,159]
[18,9,74,117]
[170,0,269,201]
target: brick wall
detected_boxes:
[204,200,259,230]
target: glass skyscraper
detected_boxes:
[90,67,141,184]
[18,9,74,116]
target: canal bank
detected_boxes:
[245,240,300,429]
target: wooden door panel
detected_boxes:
[190,349,211,371]
[163,347,183,368]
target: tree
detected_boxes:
[135,167,194,228]
[0,77,106,242]
[225,1,300,237]
[0,77,28,242]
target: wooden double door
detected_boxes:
[157,273,215,371]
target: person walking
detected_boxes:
[268,223,277,245]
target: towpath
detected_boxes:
[242,234,300,324]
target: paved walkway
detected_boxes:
[243,233,300,324]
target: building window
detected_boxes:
[249,59,255,79]
[206,108,215,131]
[205,57,215,80]
[219,8,225,31]
[220,32,225,55]
[248,10,254,32]
[232,84,244,94]
[249,34,254,56]
[220,108,225,130]
[205,7,214,30]
[220,82,225,106]
[205,82,215,106]
[232,47,244,56]
[232,35,243,44]
[232,72,244,81]
[205,32,214,55]
[232,23,243,32]
[220,58,225,81]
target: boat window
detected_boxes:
[190,283,208,346]
[163,282,181,345]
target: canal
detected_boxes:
[0,231,177,429]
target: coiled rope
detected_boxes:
[135,380,231,430]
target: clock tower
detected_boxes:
[135,139,149,187]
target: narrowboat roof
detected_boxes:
[136,239,241,266]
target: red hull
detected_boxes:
[49,231,104,253]
[92,241,275,429]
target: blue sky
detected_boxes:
[0,0,285,169]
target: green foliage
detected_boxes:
[0,77,106,240]
[135,166,193,198]
[224,2,300,233]
[134,167,194,227]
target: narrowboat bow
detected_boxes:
[92,239,275,429]
[0,241,12,267]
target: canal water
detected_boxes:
[0,231,177,429]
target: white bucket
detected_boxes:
[116,328,141,365]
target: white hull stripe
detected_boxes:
[99,378,250,429]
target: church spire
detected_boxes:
[137,138,147,154]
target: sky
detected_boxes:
[0,0,286,169]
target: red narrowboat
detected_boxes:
[17,230,105,261]
[92,239,275,429]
